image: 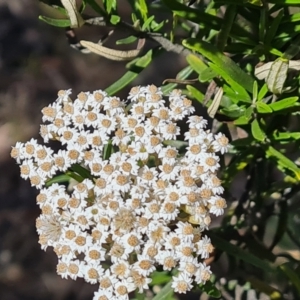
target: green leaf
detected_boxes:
[103,0,116,14]
[110,14,120,25]
[282,12,300,23]
[183,39,255,93]
[256,102,272,113]
[186,85,205,104]
[198,281,221,298]
[152,281,173,300]
[234,115,251,125]
[150,271,171,285]
[216,5,237,51]
[265,145,300,180]
[128,0,148,22]
[272,131,300,141]
[142,15,155,31]
[45,174,71,187]
[137,0,149,21]
[151,19,165,32]
[116,36,137,45]
[186,54,207,75]
[251,119,266,141]
[70,164,93,180]
[209,62,251,101]
[269,201,288,250]
[252,81,258,103]
[163,0,255,44]
[86,0,106,16]
[247,277,282,299]
[38,15,71,27]
[105,49,155,95]
[268,96,299,111]
[265,9,283,46]
[209,232,276,273]
[258,83,268,101]
[222,147,254,186]
[103,141,113,160]
[220,104,245,118]
[222,85,249,103]
[198,67,218,83]
[268,0,300,5]
[279,263,300,296]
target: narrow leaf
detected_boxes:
[269,201,288,250]
[150,271,171,285]
[198,281,221,298]
[105,49,155,95]
[186,85,205,104]
[265,9,284,46]
[152,281,173,300]
[209,232,275,273]
[279,263,300,296]
[46,174,71,187]
[183,39,255,92]
[186,54,207,75]
[116,36,137,45]
[209,62,251,101]
[216,5,237,51]
[251,119,266,141]
[38,15,71,27]
[258,83,268,101]
[103,0,116,14]
[163,0,255,44]
[142,15,155,31]
[86,0,106,15]
[265,145,300,180]
[272,131,300,141]
[256,102,272,113]
[199,67,218,83]
[268,96,299,111]
[252,81,258,103]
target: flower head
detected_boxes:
[11,86,229,298]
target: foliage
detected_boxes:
[37,0,300,299]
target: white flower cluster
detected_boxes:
[11,85,229,299]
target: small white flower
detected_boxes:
[128,86,144,102]
[196,235,214,259]
[194,262,212,284]
[212,132,230,154]
[208,196,227,216]
[132,254,156,277]
[20,159,36,180]
[156,250,178,271]
[85,246,106,264]
[111,260,131,279]
[159,121,180,140]
[98,114,117,134]
[171,272,193,294]
[103,96,125,116]
[199,153,220,173]
[82,262,104,284]
[187,115,208,129]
